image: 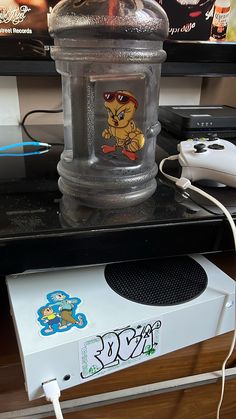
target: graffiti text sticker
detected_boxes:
[79,319,161,381]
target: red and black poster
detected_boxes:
[157,0,236,42]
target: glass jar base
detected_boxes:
[58,176,157,210]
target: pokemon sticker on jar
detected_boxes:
[102,90,145,161]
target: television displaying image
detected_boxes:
[0,0,57,58]
[0,0,235,75]
[156,0,236,66]
[157,0,236,42]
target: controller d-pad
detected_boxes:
[194,143,207,153]
[208,144,225,150]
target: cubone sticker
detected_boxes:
[37,290,88,336]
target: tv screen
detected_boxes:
[0,0,235,73]
[0,0,57,58]
[158,0,236,64]
[157,0,236,42]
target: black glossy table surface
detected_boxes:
[0,125,235,275]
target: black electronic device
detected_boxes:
[159,105,236,138]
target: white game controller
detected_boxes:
[177,138,236,187]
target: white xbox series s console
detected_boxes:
[177,138,236,187]
[6,254,235,401]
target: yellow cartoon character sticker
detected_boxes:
[102,90,145,161]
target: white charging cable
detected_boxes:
[159,155,236,419]
[43,379,64,419]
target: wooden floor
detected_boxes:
[1,252,236,418]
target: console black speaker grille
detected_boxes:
[105,256,208,306]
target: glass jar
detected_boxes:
[49,0,169,209]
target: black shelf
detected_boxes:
[1,59,236,77]
[1,217,234,276]
[163,62,236,77]
[0,59,56,76]
[163,41,236,77]
[0,40,235,77]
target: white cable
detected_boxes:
[159,155,236,248]
[159,155,236,419]
[216,328,236,419]
[189,184,236,250]
[43,379,64,419]
[52,398,64,419]
[159,155,180,184]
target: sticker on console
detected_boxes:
[37,290,88,336]
[79,319,162,382]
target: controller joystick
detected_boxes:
[194,143,207,153]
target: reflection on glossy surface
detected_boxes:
[175,186,236,216]
[60,193,158,228]
[0,125,235,237]
[60,178,224,229]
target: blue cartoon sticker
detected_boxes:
[37,290,88,336]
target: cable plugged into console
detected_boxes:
[42,379,64,419]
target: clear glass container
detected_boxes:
[49,0,169,209]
